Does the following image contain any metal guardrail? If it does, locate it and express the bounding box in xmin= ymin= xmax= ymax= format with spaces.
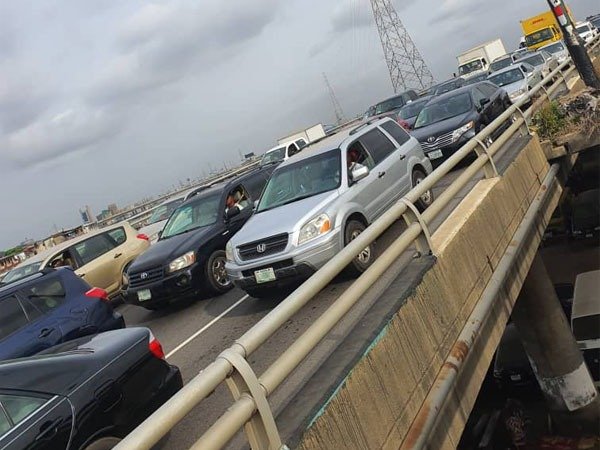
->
xmin=115 ymin=35 xmax=600 ymax=450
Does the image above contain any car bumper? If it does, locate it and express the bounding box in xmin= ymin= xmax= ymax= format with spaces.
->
xmin=227 ymin=228 xmax=342 ymax=290
xmin=423 ymin=138 xmax=469 ymax=167
xmin=124 ymin=264 xmax=204 ymax=307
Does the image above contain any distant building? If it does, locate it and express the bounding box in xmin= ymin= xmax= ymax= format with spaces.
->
xmin=79 ymin=205 xmax=95 ymax=224
xmin=244 ymin=152 xmax=255 ymax=159
xmin=107 ymin=203 xmax=119 ymax=215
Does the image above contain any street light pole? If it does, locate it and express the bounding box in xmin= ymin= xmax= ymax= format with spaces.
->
xmin=545 ymin=0 xmax=600 ymax=88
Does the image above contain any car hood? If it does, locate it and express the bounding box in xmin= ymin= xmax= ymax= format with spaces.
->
xmin=411 ymin=111 xmax=474 ymax=141
xmin=130 ymin=226 xmax=213 ymax=270
xmin=499 ymin=79 xmax=527 ymax=95
xmin=233 ymin=191 xmax=339 ymax=246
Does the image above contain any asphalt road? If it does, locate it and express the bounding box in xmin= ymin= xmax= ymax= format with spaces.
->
xmin=115 ymin=130 xmax=527 ymax=449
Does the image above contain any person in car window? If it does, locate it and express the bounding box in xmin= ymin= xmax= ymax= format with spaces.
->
xmin=226 ymin=191 xmax=246 ymax=214
xmin=347 ymin=148 xmax=366 ymax=172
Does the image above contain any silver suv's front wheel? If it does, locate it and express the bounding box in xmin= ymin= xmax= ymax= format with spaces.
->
xmin=344 ymin=220 xmax=374 ymax=277
xmin=412 ymin=169 xmax=434 ymax=211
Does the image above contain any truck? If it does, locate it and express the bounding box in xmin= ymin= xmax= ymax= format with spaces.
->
xmin=457 ymin=39 xmax=506 ymax=78
xmin=520 ymin=8 xmax=575 ymax=50
xmin=277 ymin=123 xmax=327 ymax=145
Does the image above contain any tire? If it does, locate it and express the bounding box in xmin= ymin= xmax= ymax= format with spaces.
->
xmin=343 ymin=220 xmax=374 ymax=277
xmin=205 ymin=250 xmax=233 ymax=294
xmin=83 ymin=437 xmax=121 ymax=450
xmin=412 ymin=169 xmax=434 ymax=211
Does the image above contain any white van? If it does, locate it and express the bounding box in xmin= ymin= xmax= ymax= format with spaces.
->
xmin=259 ymin=139 xmax=308 ymax=167
xmin=571 ymin=270 xmax=600 ymax=387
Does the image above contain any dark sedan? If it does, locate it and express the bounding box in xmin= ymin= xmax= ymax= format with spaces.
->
xmin=411 ymin=82 xmax=512 ymax=166
xmin=0 ymin=327 xmax=182 ymax=449
xmin=397 ymin=96 xmax=432 ymax=129
xmin=0 ymin=268 xmax=124 ymax=361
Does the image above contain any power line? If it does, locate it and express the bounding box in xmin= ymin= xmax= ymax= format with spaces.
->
xmin=370 ymin=0 xmax=435 ymax=92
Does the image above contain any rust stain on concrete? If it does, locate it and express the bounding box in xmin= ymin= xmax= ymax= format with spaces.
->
xmin=450 ymin=340 xmax=469 ymax=363
xmin=401 ymin=402 xmax=430 ymax=449
xmin=443 ymin=361 xmax=459 ymax=373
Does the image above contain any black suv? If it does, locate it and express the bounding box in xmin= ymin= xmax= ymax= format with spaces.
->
xmin=124 ymin=169 xmax=269 ymax=309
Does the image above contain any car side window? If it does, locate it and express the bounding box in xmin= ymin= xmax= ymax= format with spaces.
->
xmin=295 ymin=139 xmax=307 ymax=149
xmin=288 ymin=143 xmax=300 ymax=157
xmin=0 ymin=296 xmax=29 ymax=340
xmin=72 ymin=235 xmax=115 ymax=265
xmin=19 ymin=277 xmax=66 ymax=318
xmin=358 ymin=128 xmax=396 ymax=164
xmin=106 ymin=228 xmax=127 ymax=246
xmin=0 ymin=394 xmax=47 ymax=428
xmin=380 ymin=121 xmax=410 ymax=146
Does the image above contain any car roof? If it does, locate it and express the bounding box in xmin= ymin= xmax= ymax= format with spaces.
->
xmin=489 ymin=63 xmax=528 ymax=75
xmin=374 ymin=89 xmax=416 ymax=105
xmin=425 ymin=83 xmax=477 ymax=103
xmin=275 ymin=118 xmax=394 ymax=168
xmin=15 ymin=222 xmax=132 ymax=267
xmin=572 ymin=270 xmax=599 ymax=319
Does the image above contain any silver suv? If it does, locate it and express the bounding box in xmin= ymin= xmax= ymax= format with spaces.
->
xmin=225 ymin=118 xmax=434 ymax=297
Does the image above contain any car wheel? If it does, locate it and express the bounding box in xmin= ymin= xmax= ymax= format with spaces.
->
xmin=83 ymin=437 xmax=121 ymax=450
xmin=412 ymin=169 xmax=434 ymax=211
xmin=343 ymin=220 xmax=374 ymax=277
xmin=206 ymin=250 xmax=232 ymax=294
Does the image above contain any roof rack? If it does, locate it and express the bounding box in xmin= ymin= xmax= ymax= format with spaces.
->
xmin=349 ymin=118 xmax=381 ymax=136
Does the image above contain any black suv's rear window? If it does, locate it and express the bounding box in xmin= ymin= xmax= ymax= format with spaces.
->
xmin=19 ymin=277 xmax=66 ymax=318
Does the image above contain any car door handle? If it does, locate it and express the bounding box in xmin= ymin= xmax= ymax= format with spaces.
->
xmin=399 ymin=154 xmax=406 ymax=161
xmin=378 ymin=171 xmax=386 ymax=179
xmin=35 ymin=418 xmax=61 ymax=441
xmin=114 ymin=252 xmax=122 ymax=259
xmin=38 ymin=328 xmax=55 ymax=338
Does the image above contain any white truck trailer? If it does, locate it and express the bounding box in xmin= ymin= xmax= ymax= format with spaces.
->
xmin=277 ymin=124 xmax=327 ymax=145
xmin=457 ymin=39 xmax=507 ymax=78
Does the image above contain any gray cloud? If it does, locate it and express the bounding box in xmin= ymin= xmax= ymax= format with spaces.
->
xmin=331 ymin=2 xmax=373 ymax=33
xmin=89 ymin=0 xmax=280 ymax=106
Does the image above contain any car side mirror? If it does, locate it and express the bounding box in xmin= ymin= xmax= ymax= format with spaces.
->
xmin=225 ymin=206 xmax=241 ymax=221
xmin=479 ymin=98 xmax=490 ymax=107
xmin=350 ymin=165 xmax=370 ymax=183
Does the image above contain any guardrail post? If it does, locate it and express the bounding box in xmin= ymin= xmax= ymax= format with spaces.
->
xmin=472 ymin=138 xmax=499 ymax=179
xmin=513 ymin=106 xmax=532 ymax=136
xmin=399 ymin=198 xmax=433 ymax=256
xmin=218 ymin=349 xmax=284 ymax=450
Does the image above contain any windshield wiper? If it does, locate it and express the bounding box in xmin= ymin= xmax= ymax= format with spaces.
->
xmin=163 ymin=225 xmax=207 ymax=239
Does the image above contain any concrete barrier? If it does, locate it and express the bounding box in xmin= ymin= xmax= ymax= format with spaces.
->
xmin=297 ymin=135 xmax=561 ymax=449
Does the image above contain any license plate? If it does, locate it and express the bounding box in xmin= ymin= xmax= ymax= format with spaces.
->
xmin=254 ymin=268 xmax=276 ymax=284
xmin=428 ymin=149 xmax=443 ymax=159
xmin=510 ymin=374 xmax=522 ymax=381
xmin=137 ymin=289 xmax=152 ymax=302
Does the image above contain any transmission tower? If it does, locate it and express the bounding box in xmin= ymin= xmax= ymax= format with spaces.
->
xmin=370 ymin=0 xmax=435 ymax=92
xmin=322 ymin=73 xmax=345 ymax=125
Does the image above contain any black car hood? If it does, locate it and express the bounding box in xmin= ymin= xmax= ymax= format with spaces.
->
xmin=130 ymin=226 xmax=214 ymax=270
xmin=0 ymin=328 xmax=149 ymax=396
xmin=411 ymin=111 xmax=475 ymax=141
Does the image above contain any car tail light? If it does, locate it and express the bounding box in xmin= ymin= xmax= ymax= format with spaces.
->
xmin=85 ymin=287 xmax=110 ymax=302
xmin=148 ymin=331 xmax=165 ymax=359
xmin=137 ymin=233 xmax=149 ymax=241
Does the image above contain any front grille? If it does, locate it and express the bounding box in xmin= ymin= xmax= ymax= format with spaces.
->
xmin=238 ymin=233 xmax=289 ymax=261
xmin=128 ymin=266 xmax=164 ymax=288
xmin=242 ymin=259 xmax=294 ymax=277
xmin=420 ymin=130 xmax=454 ymax=152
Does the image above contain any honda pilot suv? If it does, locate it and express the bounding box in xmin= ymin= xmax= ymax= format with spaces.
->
xmin=225 ymin=118 xmax=433 ymax=298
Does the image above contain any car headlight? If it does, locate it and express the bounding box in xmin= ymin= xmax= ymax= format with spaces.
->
xmin=225 ymin=241 xmax=234 ymax=262
xmin=509 ymin=87 xmax=526 ymax=99
xmin=451 ymin=121 xmax=474 ymax=142
xmin=298 ymin=214 xmax=332 ymax=245
xmin=166 ymin=251 xmax=196 ymax=273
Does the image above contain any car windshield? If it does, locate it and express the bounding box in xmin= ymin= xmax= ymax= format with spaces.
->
xmin=364 ymin=106 xmax=376 ymax=118
xmin=543 ymin=42 xmax=565 ymax=53
xmin=257 ymin=150 xmax=341 ymax=212
xmin=435 ymin=80 xmax=462 ymax=95
xmin=458 ymin=60 xmax=483 ymax=76
xmin=488 ymin=68 xmax=524 ymax=87
xmin=591 ymin=18 xmax=600 ymax=29
xmin=260 ymin=147 xmax=286 ymax=166
xmin=525 ymin=28 xmax=554 ymax=47
xmin=521 ymin=54 xmax=544 ymax=66
xmin=374 ymin=96 xmax=405 ymax=115
xmin=490 ymin=57 xmax=512 ymax=72
xmin=414 ymin=92 xmax=472 ymax=128
xmin=160 ymin=194 xmax=221 ymax=238
xmin=576 ymin=25 xmax=591 ymax=34
xmin=2 ymin=262 xmax=43 ymax=284
xmin=148 ymin=199 xmax=183 ymax=225
xmin=399 ymin=99 xmax=428 ymax=119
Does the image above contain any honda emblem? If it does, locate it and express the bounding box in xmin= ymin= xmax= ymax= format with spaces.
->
xmin=140 ymin=272 xmax=148 ymax=279
xmin=256 ymin=243 xmax=267 ymax=253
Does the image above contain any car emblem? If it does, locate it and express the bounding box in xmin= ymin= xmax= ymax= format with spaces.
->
xmin=140 ymin=272 xmax=149 ymax=279
xmin=256 ymin=243 xmax=267 ymax=253
xmin=427 ymin=136 xmax=436 ymax=143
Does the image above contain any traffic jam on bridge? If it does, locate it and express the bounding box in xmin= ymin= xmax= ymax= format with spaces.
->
xmin=1 ymin=1 xmax=599 ymax=450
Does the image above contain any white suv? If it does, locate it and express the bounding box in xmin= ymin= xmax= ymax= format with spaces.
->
xmin=225 ymin=118 xmax=433 ymax=298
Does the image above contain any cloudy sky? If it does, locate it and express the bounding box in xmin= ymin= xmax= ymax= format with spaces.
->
xmin=1 ymin=0 xmax=598 ymax=248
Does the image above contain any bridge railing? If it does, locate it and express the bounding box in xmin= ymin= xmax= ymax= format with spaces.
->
xmin=115 ymin=35 xmax=600 ymax=450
